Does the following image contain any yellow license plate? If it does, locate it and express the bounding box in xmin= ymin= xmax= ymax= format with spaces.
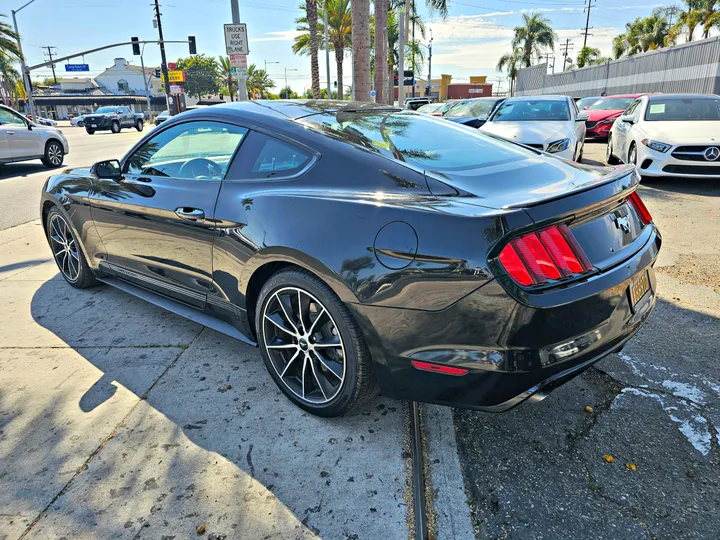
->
xmin=629 ymin=271 xmax=651 ymax=307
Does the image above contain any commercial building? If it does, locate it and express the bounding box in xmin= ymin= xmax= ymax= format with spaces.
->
xmin=394 ymin=74 xmax=493 ymax=102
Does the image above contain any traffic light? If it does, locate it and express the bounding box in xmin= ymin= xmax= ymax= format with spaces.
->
xmin=334 ymin=81 xmax=337 ymax=89
xmin=425 ymin=86 xmax=430 ymax=96
xmin=188 ymin=36 xmax=197 ymax=55
xmin=131 ymin=37 xmax=140 ymax=56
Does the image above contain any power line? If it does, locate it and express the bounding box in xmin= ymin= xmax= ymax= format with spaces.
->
xmin=581 ymin=0 xmax=596 ymax=50
xmin=559 ymin=38 xmax=574 ymax=70
xmin=42 ymin=46 xmax=59 ymax=83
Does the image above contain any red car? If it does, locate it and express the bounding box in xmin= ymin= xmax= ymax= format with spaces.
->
xmin=585 ymin=94 xmax=643 ymax=139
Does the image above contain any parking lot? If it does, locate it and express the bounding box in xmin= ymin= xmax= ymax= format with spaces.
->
xmin=1 ymin=129 xmax=718 ymax=539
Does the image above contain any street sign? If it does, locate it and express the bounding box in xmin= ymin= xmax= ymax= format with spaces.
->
xmin=65 ymin=64 xmax=89 ymax=72
xmin=229 ymin=54 xmax=247 ymax=69
xmin=231 ymin=66 xmax=248 ymax=78
xmin=170 ymin=84 xmax=183 ymax=94
xmin=162 ymin=70 xmax=186 ymax=83
xmin=224 ymin=23 xmax=249 ymax=55
xmin=370 ymin=90 xmax=376 ymax=98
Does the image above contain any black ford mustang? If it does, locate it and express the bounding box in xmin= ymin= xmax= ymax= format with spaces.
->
xmin=40 ymin=100 xmax=661 ymax=417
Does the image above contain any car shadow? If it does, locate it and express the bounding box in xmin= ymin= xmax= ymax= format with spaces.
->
xmin=0 ymin=162 xmax=50 ymax=181
xmin=16 ymin=278 xmax=407 ymax=538
xmin=640 ymin=175 xmax=720 ymax=198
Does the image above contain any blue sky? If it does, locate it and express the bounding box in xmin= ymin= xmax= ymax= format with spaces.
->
xmin=13 ymin=0 xmax=665 ymax=94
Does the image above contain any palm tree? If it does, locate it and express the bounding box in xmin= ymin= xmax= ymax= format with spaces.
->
xmin=496 ymin=47 xmax=524 ymax=96
xmin=217 ymin=56 xmax=235 ymax=101
xmin=373 ymin=0 xmax=388 ymax=103
xmin=294 ymin=0 xmax=352 ymax=100
xmin=245 ymin=64 xmax=275 ymax=97
xmin=0 ymin=14 xmax=21 ymax=59
xmin=511 ymin=13 xmax=557 ymax=67
xmin=576 ymin=46 xmax=602 ymax=68
xmin=673 ymin=3 xmax=705 ymax=41
xmin=0 ymin=52 xmax=21 ymax=109
xmin=352 ymin=0 xmax=371 ymax=101
xmin=306 ymin=0 xmax=321 ymax=98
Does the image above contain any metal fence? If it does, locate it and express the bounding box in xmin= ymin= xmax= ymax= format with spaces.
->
xmin=516 ymin=37 xmax=720 ymax=97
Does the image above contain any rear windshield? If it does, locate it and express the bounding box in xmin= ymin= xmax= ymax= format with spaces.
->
xmin=297 ymin=110 xmax=534 ymax=172
xmin=445 ymin=99 xmax=498 ymax=118
xmin=588 ymin=97 xmax=636 ymax=111
xmin=492 ymin=100 xmax=569 ymax=121
xmin=644 ymin=98 xmax=720 ymax=121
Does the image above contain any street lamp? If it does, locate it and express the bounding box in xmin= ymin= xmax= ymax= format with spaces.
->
xmin=12 ymin=0 xmax=38 ymax=118
xmin=284 ymin=68 xmax=298 ymax=98
xmin=263 ymin=61 xmax=279 ymax=98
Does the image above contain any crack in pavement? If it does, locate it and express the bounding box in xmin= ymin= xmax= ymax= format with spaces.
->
xmin=16 ymin=328 xmax=205 ymax=539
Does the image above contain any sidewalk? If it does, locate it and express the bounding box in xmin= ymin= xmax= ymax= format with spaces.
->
xmin=0 ymin=220 xmax=412 ymax=539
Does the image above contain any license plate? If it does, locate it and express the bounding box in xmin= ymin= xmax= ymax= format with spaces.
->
xmin=629 ymin=271 xmax=651 ymax=308
xmin=91 ymin=124 xmax=97 ymax=128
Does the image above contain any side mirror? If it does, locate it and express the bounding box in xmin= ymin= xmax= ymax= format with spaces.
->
xmin=576 ymin=113 xmax=589 ymax=122
xmin=621 ymin=118 xmax=635 ymax=124
xmin=91 ymin=159 xmax=122 ymax=180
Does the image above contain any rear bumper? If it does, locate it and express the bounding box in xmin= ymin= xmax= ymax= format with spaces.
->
xmin=349 ymin=226 xmax=661 ymax=411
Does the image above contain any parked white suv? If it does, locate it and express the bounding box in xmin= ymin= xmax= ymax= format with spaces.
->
xmin=0 ymin=105 xmax=69 ymax=168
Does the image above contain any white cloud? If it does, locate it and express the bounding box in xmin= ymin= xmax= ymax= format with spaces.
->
xmin=254 ymin=30 xmax=301 ymax=43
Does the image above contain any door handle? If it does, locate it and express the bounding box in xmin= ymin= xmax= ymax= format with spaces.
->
xmin=175 ymin=207 xmax=205 ymax=221
xmin=7 ymin=131 xmax=14 ymax=135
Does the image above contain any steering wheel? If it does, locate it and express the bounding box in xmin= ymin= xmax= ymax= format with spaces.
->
xmin=178 ymin=158 xmax=223 ymax=179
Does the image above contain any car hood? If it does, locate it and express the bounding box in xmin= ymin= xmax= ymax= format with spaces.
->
xmin=426 ymin=146 xmax=630 ymax=209
xmin=586 ymin=109 xmax=623 ymax=121
xmin=480 ymin=121 xmax=571 ymax=144
xmin=640 ymin=121 xmax=720 ymax=143
xmin=446 ymin=116 xmax=478 ymax=124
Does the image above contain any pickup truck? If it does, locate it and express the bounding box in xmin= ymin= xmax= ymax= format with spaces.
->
xmin=83 ymin=106 xmax=144 ymax=134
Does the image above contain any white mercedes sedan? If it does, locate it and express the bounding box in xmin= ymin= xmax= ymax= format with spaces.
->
xmin=607 ymin=93 xmax=720 ymax=178
xmin=479 ymin=95 xmax=587 ymax=161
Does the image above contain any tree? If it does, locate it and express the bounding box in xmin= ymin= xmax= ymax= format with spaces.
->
xmin=218 ymin=56 xmax=235 ymax=101
xmin=373 ymin=0 xmax=388 ymax=104
xmin=175 ymin=54 xmax=220 ymax=98
xmin=576 ymin=46 xmax=608 ymax=68
xmin=496 ymin=47 xmax=524 ymax=96
xmin=0 ymin=52 xmax=21 ymax=108
xmin=279 ymin=85 xmax=299 ymax=98
xmin=352 ymin=0 xmax=371 ymax=101
xmin=511 ymin=13 xmax=557 ymax=67
xmin=614 ymin=11 xmax=671 ymax=58
xmin=245 ymin=64 xmax=275 ymax=97
xmin=294 ymin=0 xmax=352 ymax=100
xmin=306 ymin=0 xmax=321 ymax=98
xmin=0 ymin=14 xmax=21 ymax=60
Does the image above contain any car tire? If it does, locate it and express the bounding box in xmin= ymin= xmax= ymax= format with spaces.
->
xmin=136 ymin=119 xmax=144 ymax=132
xmin=41 ymin=140 xmax=64 ymax=168
xmin=78 ymin=120 xmax=84 ymax=127
xmin=85 ymin=127 xmax=95 ymax=135
xmin=255 ymin=268 xmax=377 ymax=417
xmin=628 ymin=143 xmax=637 ymax=166
xmin=45 ymin=207 xmax=97 ymax=289
xmin=606 ymin=134 xmax=620 ymax=165
xmin=111 ymin=121 xmax=121 ymax=134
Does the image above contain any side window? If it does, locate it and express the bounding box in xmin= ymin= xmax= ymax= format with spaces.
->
xmin=234 ymin=132 xmax=312 ymax=179
xmin=0 ymin=108 xmax=28 ymax=126
xmin=624 ymin=99 xmax=640 ymax=118
xmin=125 ymin=121 xmax=248 ymax=180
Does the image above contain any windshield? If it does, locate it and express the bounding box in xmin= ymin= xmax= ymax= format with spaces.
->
xmin=588 ymin=97 xmax=636 ymax=111
xmin=436 ymin=101 xmax=460 ymax=115
xmin=298 ymin=110 xmax=538 ymax=173
xmin=445 ymin=99 xmax=497 ymax=118
xmin=492 ymin=100 xmax=570 ymax=122
xmin=576 ymin=97 xmax=600 ymax=110
xmin=158 ymin=110 xmax=169 ymax=116
xmin=417 ymin=103 xmax=441 ymax=113
xmin=644 ymin=98 xmax=720 ymax=121
xmin=95 ymin=107 xmax=117 ymax=114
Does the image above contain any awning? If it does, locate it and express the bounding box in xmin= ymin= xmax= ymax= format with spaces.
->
xmin=27 ymin=95 xmax=166 ymax=106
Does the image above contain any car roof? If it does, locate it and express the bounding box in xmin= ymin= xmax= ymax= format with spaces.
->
xmin=207 ymin=99 xmax=400 ymax=121
xmin=602 ymin=94 xmax=644 ymax=98
xmin=502 ymin=95 xmax=569 ymax=102
xmin=647 ymin=93 xmax=720 ymax=101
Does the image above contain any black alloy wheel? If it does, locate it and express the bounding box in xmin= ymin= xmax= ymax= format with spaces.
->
xmin=42 ymin=141 xmax=64 ymax=167
xmin=256 ymin=269 xmax=376 ymax=416
xmin=46 ymin=208 xmax=97 ymax=288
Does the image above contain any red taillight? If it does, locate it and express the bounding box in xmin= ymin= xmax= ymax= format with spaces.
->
xmin=628 ymin=191 xmax=652 ymax=224
xmin=411 ymin=360 xmax=468 ymax=376
xmin=498 ymin=224 xmax=592 ymax=286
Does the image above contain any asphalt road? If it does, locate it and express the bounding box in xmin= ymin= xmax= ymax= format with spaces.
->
xmin=0 ymin=124 xmax=148 ymax=232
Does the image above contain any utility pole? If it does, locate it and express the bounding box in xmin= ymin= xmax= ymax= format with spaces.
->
xmin=42 ymin=46 xmax=59 ymax=83
xmin=11 ymin=0 xmax=37 ymax=118
xmin=426 ymin=35 xmax=432 ymax=100
xmin=411 ymin=11 xmax=416 ymax=97
xmin=542 ymin=52 xmax=555 ymax=74
xmin=560 ymin=39 xmax=574 ymax=71
xmin=231 ymin=0 xmax=249 ymax=101
xmin=581 ymin=0 xmax=596 ymax=50
xmin=324 ymin=1 xmax=331 ymax=97
xmin=153 ymin=0 xmax=174 ymax=114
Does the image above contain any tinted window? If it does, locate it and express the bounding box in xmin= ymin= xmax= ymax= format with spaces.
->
xmin=445 ymin=99 xmax=497 ymax=118
xmin=588 ymin=97 xmax=637 ymax=111
xmin=298 ymin=110 xmax=534 ymax=173
xmin=234 ymin=132 xmax=312 ymax=179
xmin=126 ymin=121 xmax=248 ymax=180
xmin=576 ymin=97 xmax=600 ymax=110
xmin=492 ymin=100 xmax=570 ymax=121
xmin=0 ymin=107 xmax=27 ymax=126
xmin=644 ymin=98 xmax=720 ymax=121
xmin=95 ymin=107 xmax=117 ymax=114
